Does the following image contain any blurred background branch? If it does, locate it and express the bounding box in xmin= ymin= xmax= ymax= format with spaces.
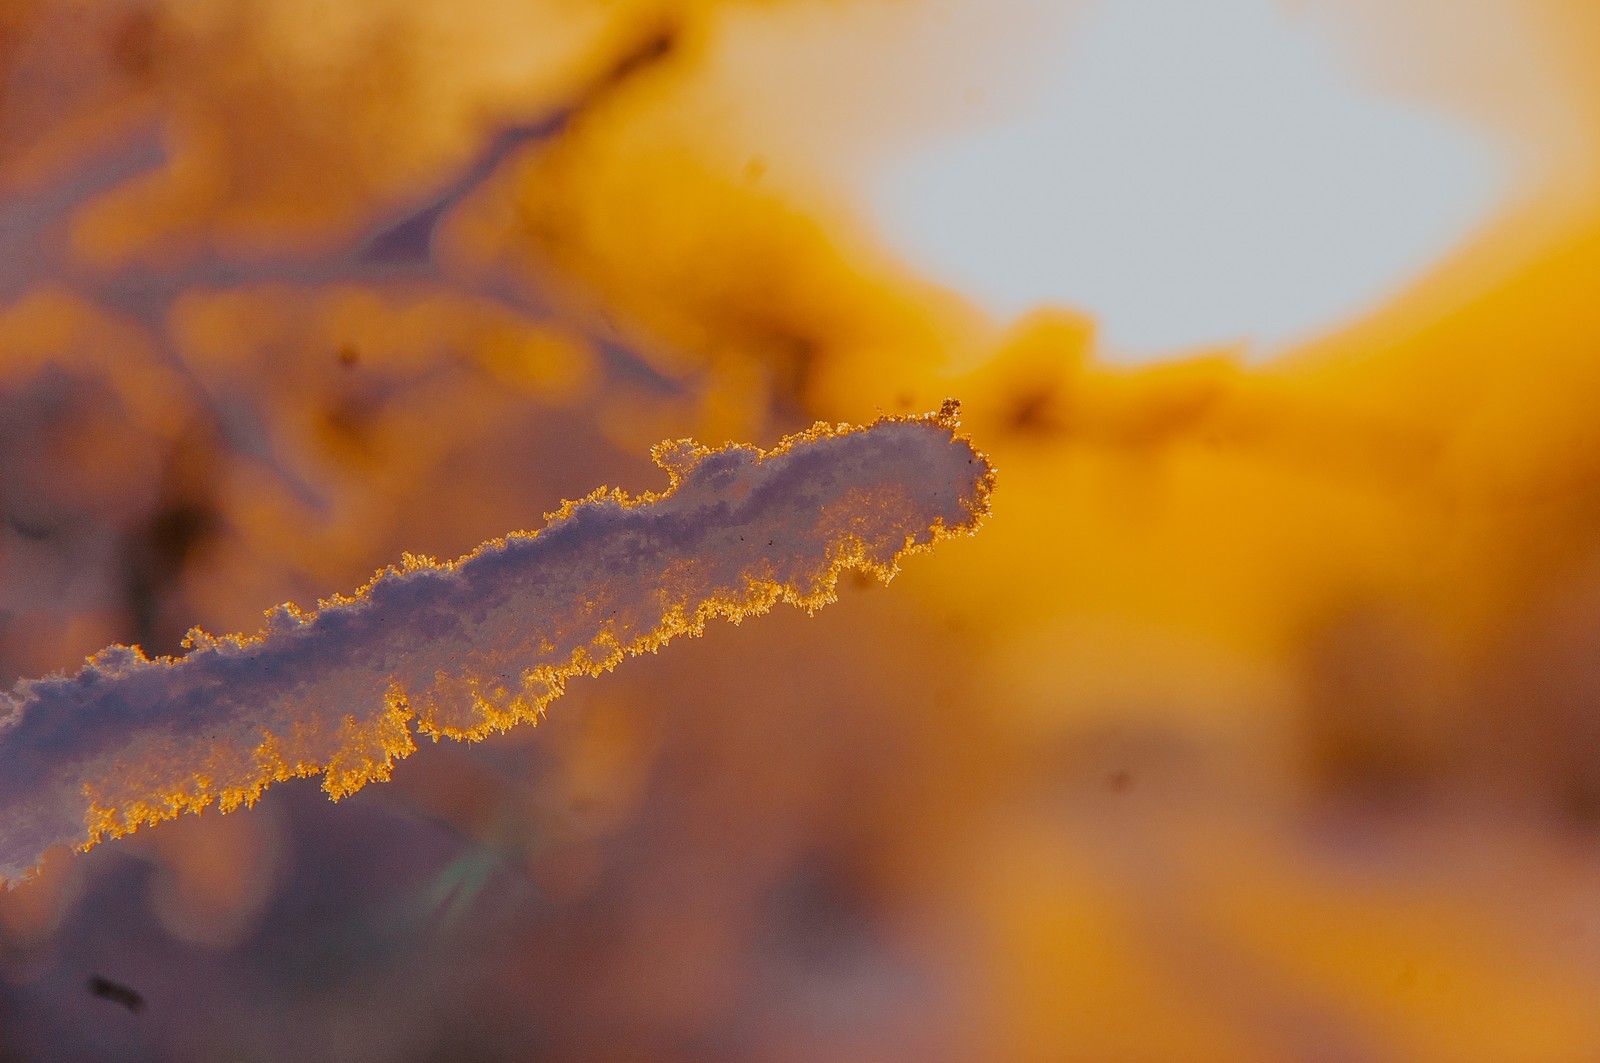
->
xmin=5 ymin=1 xmax=1600 ymax=1061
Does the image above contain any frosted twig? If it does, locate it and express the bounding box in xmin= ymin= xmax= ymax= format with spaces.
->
xmin=0 ymin=403 xmax=993 ymax=883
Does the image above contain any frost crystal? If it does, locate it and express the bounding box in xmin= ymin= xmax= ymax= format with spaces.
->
xmin=0 ymin=405 xmax=993 ymax=883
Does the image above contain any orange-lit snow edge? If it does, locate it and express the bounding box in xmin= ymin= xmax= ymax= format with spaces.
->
xmin=0 ymin=403 xmax=993 ymax=883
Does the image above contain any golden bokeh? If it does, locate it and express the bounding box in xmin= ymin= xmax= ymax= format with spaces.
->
xmin=4 ymin=1 xmax=1600 ymax=1059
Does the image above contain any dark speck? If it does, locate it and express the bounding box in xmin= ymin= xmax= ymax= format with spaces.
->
xmin=109 ymin=9 xmax=159 ymax=82
xmin=1006 ymin=385 xmax=1064 ymax=435
xmin=6 ymin=515 xmax=54 ymax=541
xmin=1107 ymin=769 xmax=1133 ymax=794
xmin=88 ymin=975 xmax=145 ymax=1014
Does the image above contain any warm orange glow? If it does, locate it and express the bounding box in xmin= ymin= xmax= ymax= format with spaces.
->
xmin=5 ymin=1 xmax=1600 ymax=1060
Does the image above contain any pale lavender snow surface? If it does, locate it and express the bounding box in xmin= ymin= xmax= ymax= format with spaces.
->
xmin=0 ymin=413 xmax=992 ymax=882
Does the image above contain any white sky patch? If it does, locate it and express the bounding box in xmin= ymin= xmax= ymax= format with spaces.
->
xmin=869 ymin=0 xmax=1512 ymax=362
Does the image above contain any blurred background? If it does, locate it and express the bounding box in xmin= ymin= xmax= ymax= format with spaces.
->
xmin=5 ymin=0 xmax=1600 ymax=1059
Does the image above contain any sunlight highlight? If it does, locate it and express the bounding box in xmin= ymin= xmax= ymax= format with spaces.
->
xmin=870 ymin=0 xmax=1511 ymax=359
